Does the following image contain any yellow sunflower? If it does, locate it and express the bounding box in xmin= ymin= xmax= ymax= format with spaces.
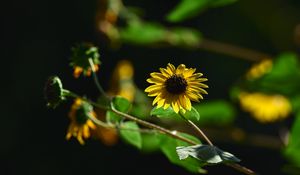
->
xmin=239 ymin=92 xmax=292 ymax=123
xmin=145 ymin=63 xmax=208 ymax=113
xmin=66 ymin=98 xmax=97 ymax=145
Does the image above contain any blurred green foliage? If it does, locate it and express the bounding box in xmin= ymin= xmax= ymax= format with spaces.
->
xmin=285 ymin=113 xmax=300 ymax=168
xmin=120 ymin=121 xmax=142 ymax=149
xmin=166 ymin=0 xmax=238 ymax=22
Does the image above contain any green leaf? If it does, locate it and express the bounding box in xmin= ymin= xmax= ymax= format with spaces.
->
xmin=193 ymin=100 xmax=236 ymax=125
xmin=246 ymin=53 xmax=300 ymax=96
xmin=291 ymin=96 xmax=300 ymax=113
xmin=285 ymin=113 xmax=300 ymax=166
xmin=181 ymin=107 xmax=200 ymax=121
xmin=160 ymin=133 xmax=205 ymax=173
xmin=120 ymin=21 xmax=167 ymax=45
xmin=168 ymin=27 xmax=202 ymax=47
xmin=150 ymin=106 xmax=179 ymax=118
xmin=120 ymin=121 xmax=142 ymax=149
xmin=176 ymin=144 xmax=240 ymax=164
xmin=166 ymin=0 xmax=238 ymax=22
xmin=130 ymin=89 xmax=152 ymax=120
xmin=140 ymin=132 xmax=163 ymax=153
xmin=107 ymin=96 xmax=132 ymax=124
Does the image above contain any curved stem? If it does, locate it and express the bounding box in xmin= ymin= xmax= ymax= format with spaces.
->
xmin=88 ymin=58 xmax=108 ymax=98
xmin=179 ymin=113 xmax=213 ymax=146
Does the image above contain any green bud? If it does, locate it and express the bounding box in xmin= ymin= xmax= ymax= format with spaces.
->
xmin=44 ymin=76 xmax=65 ymax=108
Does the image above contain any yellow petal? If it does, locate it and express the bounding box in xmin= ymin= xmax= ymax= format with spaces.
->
xmin=145 ymin=84 xmax=163 ymax=93
xmin=163 ymin=103 xmax=170 ymax=109
xmin=150 ymin=72 xmax=167 ymax=79
xmin=183 ymin=68 xmax=196 ymax=78
xmin=152 ymin=95 xmax=161 ymax=105
xmin=147 ymin=77 xmax=165 ymax=84
xmin=167 ymin=63 xmax=176 ymax=72
xmin=184 ymin=95 xmax=192 ymax=111
xmin=176 ymin=64 xmax=186 ymax=74
xmin=157 ymin=99 xmax=165 ymax=108
xmin=172 ymin=101 xmax=180 ymax=113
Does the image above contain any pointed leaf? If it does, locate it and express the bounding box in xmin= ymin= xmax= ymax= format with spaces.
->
xmin=120 ymin=121 xmax=142 ymax=149
xmin=150 ymin=106 xmax=179 ymax=118
xmin=167 ymin=0 xmax=238 ymax=22
xmin=182 ymin=107 xmax=200 ymax=121
xmin=107 ymin=96 xmax=132 ymax=123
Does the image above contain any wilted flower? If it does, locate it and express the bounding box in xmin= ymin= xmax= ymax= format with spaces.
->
xmin=70 ymin=43 xmax=101 ymax=78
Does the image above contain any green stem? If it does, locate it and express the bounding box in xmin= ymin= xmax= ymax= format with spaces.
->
xmin=88 ymin=58 xmax=108 ymax=98
xmin=179 ymin=113 xmax=213 ymax=146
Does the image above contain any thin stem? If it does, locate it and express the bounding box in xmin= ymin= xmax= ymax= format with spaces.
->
xmin=198 ymin=38 xmax=272 ymax=62
xmin=63 ymin=89 xmax=110 ymax=110
xmin=179 ymin=113 xmax=213 ymax=146
xmin=87 ymin=114 xmax=157 ymax=133
xmin=88 ymin=58 xmax=108 ymax=97
xmin=111 ymin=108 xmax=197 ymax=145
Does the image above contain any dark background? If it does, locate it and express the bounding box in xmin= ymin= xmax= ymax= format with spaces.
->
xmin=2 ymin=0 xmax=300 ymax=174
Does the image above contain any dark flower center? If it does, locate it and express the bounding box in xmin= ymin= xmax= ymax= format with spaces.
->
xmin=75 ymin=103 xmax=92 ymax=124
xmin=165 ymin=74 xmax=188 ymax=94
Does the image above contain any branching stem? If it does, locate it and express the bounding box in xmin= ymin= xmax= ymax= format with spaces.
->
xmin=64 ymin=90 xmax=256 ymax=175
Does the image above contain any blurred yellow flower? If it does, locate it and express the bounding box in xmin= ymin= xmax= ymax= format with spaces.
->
xmin=145 ymin=63 xmax=208 ymax=113
xmin=66 ymin=98 xmax=97 ymax=145
xmin=246 ymin=59 xmax=272 ymax=80
xmin=94 ymin=109 xmax=118 ymax=146
xmin=239 ymin=92 xmax=292 ymax=123
xmin=109 ymin=60 xmax=136 ymax=102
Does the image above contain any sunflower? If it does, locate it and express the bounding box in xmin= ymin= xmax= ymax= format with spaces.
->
xmin=145 ymin=63 xmax=208 ymax=113
xmin=66 ymin=98 xmax=97 ymax=145
xmin=239 ymin=92 xmax=291 ymax=123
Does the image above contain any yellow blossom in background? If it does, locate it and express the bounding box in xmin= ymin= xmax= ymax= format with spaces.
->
xmin=246 ymin=59 xmax=273 ymax=80
xmin=66 ymin=98 xmax=97 ymax=145
xmin=239 ymin=92 xmax=292 ymax=123
xmin=109 ymin=60 xmax=136 ymax=102
xmin=145 ymin=63 xmax=208 ymax=113
xmin=94 ymin=109 xmax=118 ymax=146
